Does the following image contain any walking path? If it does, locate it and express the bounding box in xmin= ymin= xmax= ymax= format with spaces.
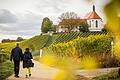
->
xmin=7 ymin=61 xmax=59 ymax=80
xmin=7 ymin=60 xmax=119 ymax=80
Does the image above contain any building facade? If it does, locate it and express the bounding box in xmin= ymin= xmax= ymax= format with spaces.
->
xmin=85 ymin=5 xmax=104 ymax=31
xmin=55 ymin=5 xmax=104 ymax=32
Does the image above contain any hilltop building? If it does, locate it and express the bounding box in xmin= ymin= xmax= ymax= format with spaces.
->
xmin=55 ymin=5 xmax=104 ymax=32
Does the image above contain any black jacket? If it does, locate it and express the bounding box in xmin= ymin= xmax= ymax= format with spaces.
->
xmin=10 ymin=46 xmax=23 ymax=61
xmin=23 ymin=51 xmax=33 ymax=68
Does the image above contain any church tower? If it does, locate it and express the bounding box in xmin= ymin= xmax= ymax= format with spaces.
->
xmin=85 ymin=5 xmax=104 ymax=31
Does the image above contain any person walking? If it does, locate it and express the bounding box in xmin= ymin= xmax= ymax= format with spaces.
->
xmin=10 ymin=43 xmax=23 ymax=78
xmin=23 ymin=48 xmax=33 ymax=78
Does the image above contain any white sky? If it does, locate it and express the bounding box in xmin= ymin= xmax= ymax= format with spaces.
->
xmin=0 ymin=0 xmax=110 ymax=42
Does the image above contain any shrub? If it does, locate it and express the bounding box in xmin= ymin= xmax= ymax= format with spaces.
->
xmin=0 ymin=54 xmax=9 ymax=63
xmin=0 ymin=61 xmax=13 ymax=80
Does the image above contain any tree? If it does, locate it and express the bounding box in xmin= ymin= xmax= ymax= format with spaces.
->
xmin=79 ymin=22 xmax=89 ymax=32
xmin=1 ymin=39 xmax=10 ymax=43
xmin=63 ymin=19 xmax=81 ymax=32
xmin=102 ymin=25 xmax=109 ymax=32
xmin=59 ymin=19 xmax=85 ymax=32
xmin=51 ymin=25 xmax=56 ymax=32
xmin=16 ymin=37 xmax=24 ymax=42
xmin=58 ymin=12 xmax=81 ymax=32
xmin=1 ymin=39 xmax=16 ymax=43
xmin=41 ymin=17 xmax=53 ymax=33
xmin=58 ymin=12 xmax=80 ymax=20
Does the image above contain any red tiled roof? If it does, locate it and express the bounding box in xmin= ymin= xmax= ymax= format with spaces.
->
xmin=84 ymin=11 xmax=101 ymax=19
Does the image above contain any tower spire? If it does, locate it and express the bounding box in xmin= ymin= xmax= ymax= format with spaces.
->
xmin=93 ymin=5 xmax=95 ymax=11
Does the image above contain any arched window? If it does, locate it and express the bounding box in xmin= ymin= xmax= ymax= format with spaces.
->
xmin=96 ymin=20 xmax=98 ymax=27
xmin=89 ymin=21 xmax=91 ymax=27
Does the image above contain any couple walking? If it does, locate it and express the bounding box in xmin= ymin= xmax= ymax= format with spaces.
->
xmin=10 ymin=43 xmax=33 ymax=78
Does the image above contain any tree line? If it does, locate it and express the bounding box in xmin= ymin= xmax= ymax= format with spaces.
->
xmin=1 ymin=37 xmax=25 ymax=43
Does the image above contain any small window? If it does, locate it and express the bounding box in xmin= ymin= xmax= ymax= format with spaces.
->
xmin=89 ymin=21 xmax=91 ymax=27
xmin=96 ymin=20 xmax=98 ymax=27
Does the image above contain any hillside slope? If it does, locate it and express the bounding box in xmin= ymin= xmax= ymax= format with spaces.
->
xmin=0 ymin=35 xmax=50 ymax=53
xmin=0 ymin=32 xmax=107 ymax=54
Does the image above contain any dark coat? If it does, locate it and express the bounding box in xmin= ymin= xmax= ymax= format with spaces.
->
xmin=23 ymin=51 xmax=33 ymax=68
xmin=10 ymin=46 xmax=23 ymax=61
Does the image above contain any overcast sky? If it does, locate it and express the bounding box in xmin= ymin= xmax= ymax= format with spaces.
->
xmin=0 ymin=0 xmax=110 ymax=42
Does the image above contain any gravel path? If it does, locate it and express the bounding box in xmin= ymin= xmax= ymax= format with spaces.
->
xmin=7 ymin=61 xmax=59 ymax=80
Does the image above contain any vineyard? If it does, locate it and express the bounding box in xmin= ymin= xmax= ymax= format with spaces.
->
xmin=42 ymin=34 xmax=119 ymax=68
xmin=43 ymin=34 xmax=112 ymax=57
xmin=0 ymin=32 xmax=109 ymax=54
xmin=53 ymin=32 xmax=108 ymax=44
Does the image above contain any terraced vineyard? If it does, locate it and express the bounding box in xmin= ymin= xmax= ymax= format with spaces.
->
xmin=53 ymin=32 xmax=108 ymax=44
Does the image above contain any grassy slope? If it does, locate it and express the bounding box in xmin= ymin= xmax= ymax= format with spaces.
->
xmin=20 ymin=35 xmax=50 ymax=51
xmin=44 ymin=35 xmax=58 ymax=47
xmin=0 ymin=35 xmax=50 ymax=54
xmin=0 ymin=42 xmax=16 ymax=53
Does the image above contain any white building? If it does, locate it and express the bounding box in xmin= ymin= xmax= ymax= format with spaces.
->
xmin=55 ymin=5 xmax=104 ymax=32
xmin=84 ymin=5 xmax=104 ymax=31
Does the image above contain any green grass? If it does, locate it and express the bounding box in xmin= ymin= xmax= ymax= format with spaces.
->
xmin=0 ymin=60 xmax=14 ymax=80
xmin=20 ymin=35 xmax=50 ymax=51
xmin=44 ymin=35 xmax=58 ymax=47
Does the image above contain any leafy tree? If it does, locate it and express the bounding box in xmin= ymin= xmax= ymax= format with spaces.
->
xmin=58 ymin=12 xmax=81 ymax=32
xmin=16 ymin=37 xmax=24 ymax=42
xmin=41 ymin=17 xmax=53 ymax=33
xmin=102 ymin=28 xmax=107 ymax=32
xmin=1 ymin=39 xmax=10 ymax=43
xmin=79 ymin=22 xmax=89 ymax=32
xmin=1 ymin=39 xmax=16 ymax=43
xmin=59 ymin=19 xmax=86 ymax=32
xmin=51 ymin=25 xmax=56 ymax=32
